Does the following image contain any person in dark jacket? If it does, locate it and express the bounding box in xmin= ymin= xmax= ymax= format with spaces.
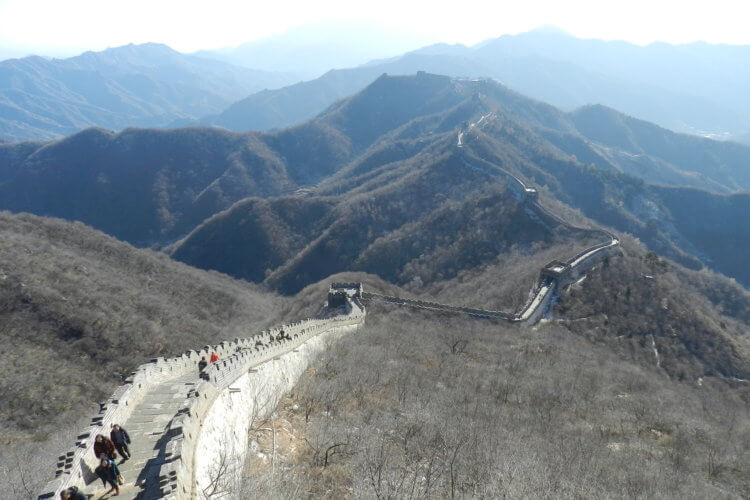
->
xmin=95 ymin=457 xmax=121 ymax=496
xmin=198 ymin=356 xmax=209 ymax=380
xmin=110 ymin=424 xmax=131 ymax=461
xmin=93 ymin=434 xmax=116 ymax=460
xmin=60 ymin=486 xmax=90 ymax=500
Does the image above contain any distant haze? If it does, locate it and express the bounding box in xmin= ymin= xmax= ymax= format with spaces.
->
xmin=194 ymin=22 xmax=433 ymax=79
xmin=1 ymin=0 xmax=750 ymax=59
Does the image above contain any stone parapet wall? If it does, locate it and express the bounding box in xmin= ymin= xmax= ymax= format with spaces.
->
xmin=160 ymin=303 xmax=365 ymax=498
xmin=361 ymin=292 xmax=514 ymax=320
xmin=38 ymin=340 xmax=254 ymax=498
xmin=38 ymin=300 xmax=365 ymax=500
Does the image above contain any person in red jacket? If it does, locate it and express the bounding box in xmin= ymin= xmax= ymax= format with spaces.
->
xmin=93 ymin=434 xmax=116 ymax=460
xmin=209 ymin=352 xmax=219 ymax=363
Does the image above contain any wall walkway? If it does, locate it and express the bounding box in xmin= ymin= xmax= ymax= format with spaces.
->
xmin=38 ymin=297 xmax=364 ymax=500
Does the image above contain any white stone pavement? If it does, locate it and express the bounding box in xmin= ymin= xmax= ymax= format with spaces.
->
xmin=88 ymin=371 xmax=201 ymax=499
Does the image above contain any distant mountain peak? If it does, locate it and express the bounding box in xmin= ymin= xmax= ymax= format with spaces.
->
xmin=80 ymin=42 xmax=178 ymax=58
xmin=528 ymin=25 xmax=572 ymax=37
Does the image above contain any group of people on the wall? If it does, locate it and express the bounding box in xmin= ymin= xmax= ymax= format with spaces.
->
xmin=59 ymin=351 xmax=225 ymax=498
xmin=93 ymin=425 xmax=130 ymax=496
xmin=198 ymin=351 xmax=220 ymax=380
xmin=58 ymin=424 xmax=131 ymax=498
xmin=58 ymin=343 xmax=301 ymax=498
xmin=196 ymin=331 xmax=295 ymax=381
xmin=53 ymin=319 xmax=350 ymax=499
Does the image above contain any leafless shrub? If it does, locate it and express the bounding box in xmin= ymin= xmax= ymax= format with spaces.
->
xmin=242 ymin=309 xmax=749 ymax=498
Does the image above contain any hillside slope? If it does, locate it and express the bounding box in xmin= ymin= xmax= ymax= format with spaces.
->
xmin=2 ymin=73 xmax=749 ymax=289
xmin=0 ymin=211 xmax=285 ymax=437
xmin=172 ymin=75 xmax=750 ymax=291
xmin=0 ymin=74 xmax=468 ymax=247
xmin=256 ymin=300 xmax=748 ymax=497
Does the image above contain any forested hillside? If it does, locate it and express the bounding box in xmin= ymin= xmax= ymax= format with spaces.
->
xmin=239 ymin=243 xmax=750 ymax=498
xmin=3 ymin=12 xmax=750 ymax=500
xmin=0 ymin=212 xmax=285 ymax=437
xmin=253 ymin=311 xmax=749 ymax=497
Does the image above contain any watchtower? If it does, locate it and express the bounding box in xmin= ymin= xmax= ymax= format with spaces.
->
xmin=327 ymin=282 xmax=363 ymax=308
xmin=540 ymin=261 xmax=568 ymax=281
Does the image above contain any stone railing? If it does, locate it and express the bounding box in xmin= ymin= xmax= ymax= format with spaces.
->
xmin=361 ymin=292 xmax=514 ymax=320
xmin=38 ymin=296 xmax=365 ymax=500
xmin=157 ymin=302 xmax=365 ymax=498
xmin=37 ymin=339 xmax=257 ymax=498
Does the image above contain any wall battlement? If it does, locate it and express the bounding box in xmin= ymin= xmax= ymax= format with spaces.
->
xmin=159 ymin=303 xmax=365 ymax=498
xmin=38 ymin=298 xmax=365 ymax=500
xmin=328 ymin=283 xmax=363 ymax=308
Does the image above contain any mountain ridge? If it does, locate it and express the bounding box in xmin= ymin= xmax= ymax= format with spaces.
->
xmin=2 ymin=73 xmax=750 ymax=290
xmin=0 ymin=43 xmax=296 ymax=142
xmin=203 ymin=30 xmax=750 ymax=139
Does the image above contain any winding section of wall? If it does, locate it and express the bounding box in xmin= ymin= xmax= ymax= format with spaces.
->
xmin=38 ymin=295 xmax=364 ymax=500
xmin=39 ymin=115 xmax=619 ymax=498
xmin=362 ymin=116 xmax=620 ymax=323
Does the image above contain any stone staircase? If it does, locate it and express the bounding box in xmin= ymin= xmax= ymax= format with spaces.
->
xmin=88 ymin=372 xmax=199 ymax=499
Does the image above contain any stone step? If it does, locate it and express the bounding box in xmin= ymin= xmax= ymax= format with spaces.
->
xmin=90 ymin=372 xmax=199 ymax=499
xmin=88 ymin=483 xmax=140 ymax=500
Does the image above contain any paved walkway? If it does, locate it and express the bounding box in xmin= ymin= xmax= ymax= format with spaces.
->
xmin=89 ymin=371 xmax=199 ymax=499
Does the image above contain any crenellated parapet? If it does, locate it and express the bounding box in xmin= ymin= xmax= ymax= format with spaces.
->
xmin=38 ymin=296 xmax=365 ymax=500
xmin=37 ymin=343 xmax=247 ymax=498
xmin=157 ymin=303 xmax=365 ymax=498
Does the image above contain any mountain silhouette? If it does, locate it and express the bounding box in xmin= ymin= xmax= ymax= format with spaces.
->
xmin=0 ymin=43 xmax=295 ymax=141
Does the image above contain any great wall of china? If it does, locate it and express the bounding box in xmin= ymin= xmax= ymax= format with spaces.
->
xmin=38 ymin=116 xmax=621 ymax=499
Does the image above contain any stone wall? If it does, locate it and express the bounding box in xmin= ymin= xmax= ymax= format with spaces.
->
xmin=38 ymin=298 xmax=365 ymax=500
xmin=37 ymin=340 xmax=259 ymax=498
xmin=361 ymin=149 xmax=620 ymax=325
xmin=191 ymin=320 xmax=360 ymax=498
xmin=38 ymin=126 xmax=620 ymax=498
xmin=158 ymin=304 xmax=365 ymax=498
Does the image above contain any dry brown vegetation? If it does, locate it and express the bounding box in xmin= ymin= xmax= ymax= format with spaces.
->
xmin=236 ymin=236 xmax=750 ymax=499
xmin=558 ymin=236 xmax=750 ymax=381
xmin=241 ymin=307 xmax=749 ymax=498
xmin=0 ymin=212 xmax=287 ymax=435
xmin=0 ymin=212 xmax=288 ymax=497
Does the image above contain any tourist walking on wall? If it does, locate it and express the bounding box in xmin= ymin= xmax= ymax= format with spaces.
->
xmin=198 ymin=356 xmax=209 ymax=380
xmin=59 ymin=486 xmax=90 ymax=500
xmin=95 ymin=457 xmax=121 ymax=496
xmin=93 ymin=434 xmax=116 ymax=460
xmin=110 ymin=424 xmax=131 ymax=461
xmin=210 ymin=352 xmax=219 ymax=363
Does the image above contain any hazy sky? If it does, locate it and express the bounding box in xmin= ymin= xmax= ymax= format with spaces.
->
xmin=1 ymin=0 xmax=749 ymax=58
